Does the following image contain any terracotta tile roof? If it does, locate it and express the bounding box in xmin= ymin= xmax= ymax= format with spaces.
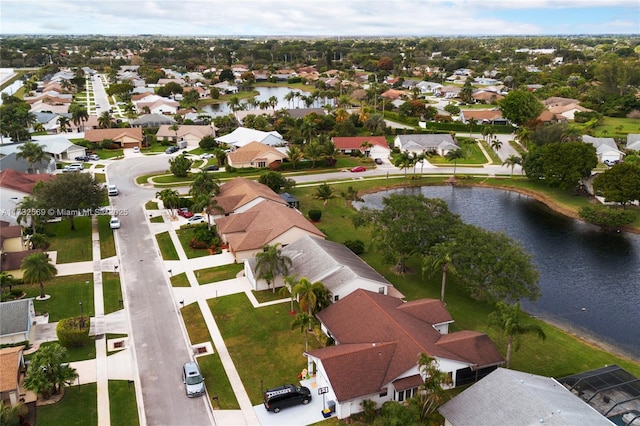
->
xmin=215 ymin=201 xmax=325 ymax=252
xmin=156 ymin=124 xmax=215 ymax=139
xmin=461 ymin=110 xmax=504 ymax=121
xmin=310 ymin=289 xmax=503 ymax=401
xmin=214 ymin=177 xmax=287 ymax=214
xmin=227 ymin=141 xmax=286 ymax=165
xmin=332 ymin=136 xmax=389 ymax=151
xmin=0 ymin=169 xmax=55 ymax=194
xmin=84 ymin=128 xmax=143 ymax=143
xmin=381 ymin=89 xmax=404 ymax=100
xmin=392 ymin=374 xmax=423 ymax=392
xmin=0 ymin=346 xmax=24 ymax=393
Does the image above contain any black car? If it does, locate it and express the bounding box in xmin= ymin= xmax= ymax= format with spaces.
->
xmin=206 ymin=165 xmax=219 ymax=171
xmin=263 ymin=384 xmax=311 ymax=413
xmin=165 ymin=146 xmax=179 ymax=154
xmin=75 ymin=155 xmax=90 ymax=161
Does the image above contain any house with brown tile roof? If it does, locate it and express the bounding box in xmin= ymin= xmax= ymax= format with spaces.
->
xmin=212 ymin=178 xmax=288 ymax=215
xmin=305 ymin=289 xmax=504 ymax=419
xmin=536 ymin=109 xmax=568 ymax=125
xmin=548 ymin=102 xmax=591 ymax=121
xmin=459 ymin=109 xmax=509 ymax=125
xmin=0 ymin=249 xmax=43 ymax=279
xmin=215 ymin=201 xmax=325 ymax=261
xmin=227 ymin=141 xmax=287 ymax=169
xmin=156 ymin=124 xmax=216 ymax=147
xmin=0 ymin=170 xmax=56 ymax=225
xmin=84 ymin=128 xmax=144 ymax=149
xmin=0 ymin=345 xmax=28 ymax=407
xmin=332 ymin=136 xmax=390 ymax=159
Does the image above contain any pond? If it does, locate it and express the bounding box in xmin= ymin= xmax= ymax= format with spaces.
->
xmin=354 ymin=186 xmax=640 ymax=359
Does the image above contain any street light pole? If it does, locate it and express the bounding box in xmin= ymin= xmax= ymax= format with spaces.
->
xmin=79 ymin=301 xmax=84 ymax=327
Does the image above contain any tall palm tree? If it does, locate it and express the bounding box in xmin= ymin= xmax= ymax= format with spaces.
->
xmin=422 ymin=243 xmax=457 ymax=303
xmin=445 ymin=149 xmax=465 ymax=176
xmin=70 ymin=105 xmax=89 ymax=132
xmin=268 ymin=95 xmax=278 ymax=110
xmin=414 ymin=354 xmax=452 ymax=421
xmin=279 ymin=275 xmax=298 ymax=313
xmin=57 ymin=115 xmax=70 ymax=133
xmin=169 ymin=123 xmax=180 ymax=142
xmin=155 ymin=189 xmax=180 ymax=218
xmin=488 ymin=301 xmax=546 ymax=368
xmin=392 ymin=150 xmax=413 ymax=178
xmin=255 ymin=243 xmax=292 ymax=292
xmin=304 ymin=141 xmax=324 ymax=168
xmin=490 ymin=138 xmax=503 ymax=152
xmin=191 ymin=193 xmax=223 ymax=231
xmin=286 ymin=145 xmax=304 ymax=169
xmin=189 ymin=170 xmax=220 ymax=198
xmin=16 ymin=141 xmax=50 ymax=174
xmin=502 ymin=154 xmax=522 ymax=177
xmin=21 ymin=252 xmax=57 ymax=299
xmin=98 ymin=111 xmax=114 ymax=129
xmin=291 ymin=312 xmax=314 ymax=352
xmin=323 ymin=141 xmax=340 ymax=167
xmin=292 ymin=278 xmax=331 ymax=315
xmin=515 ymin=126 xmax=531 ymax=150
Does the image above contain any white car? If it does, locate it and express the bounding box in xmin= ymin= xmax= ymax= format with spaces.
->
xmin=109 ymin=217 xmax=121 ymax=229
xmin=186 ymin=215 xmax=205 ymax=225
xmin=133 ymin=147 xmax=140 ymax=153
xmin=200 ymin=153 xmax=214 ymax=159
xmin=107 ymin=184 xmax=119 ymax=196
xmin=63 ymin=163 xmax=83 ymax=173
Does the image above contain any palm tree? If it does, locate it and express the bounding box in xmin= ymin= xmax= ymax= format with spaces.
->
xmin=323 ymin=141 xmax=340 ymax=167
xmin=57 ymin=115 xmax=70 ymax=133
xmin=268 ymin=95 xmax=278 ymax=110
xmin=21 ymin=252 xmax=57 ymax=299
xmin=359 ymin=140 xmax=374 ymax=157
xmin=414 ymin=354 xmax=452 ymax=421
xmin=169 ymin=123 xmax=180 ymax=142
xmin=189 ymin=170 xmax=220 ymax=198
xmin=515 ymin=126 xmax=531 ymax=150
xmin=16 ymin=141 xmax=49 ymax=174
xmin=488 ymin=301 xmax=546 ymax=368
xmin=502 ymin=154 xmax=522 ymax=177
xmin=422 ymin=243 xmax=457 ymax=303
xmin=490 ymin=138 xmax=503 ymax=152
xmin=313 ymin=183 xmax=336 ymax=206
xmin=292 ymin=278 xmax=331 ymax=315
xmin=445 ymin=149 xmax=465 ymax=176
xmin=304 ymin=141 xmax=324 ymax=168
xmin=255 ymin=243 xmax=292 ymax=292
xmin=16 ymin=195 xmax=42 ymax=233
xmin=0 ymin=400 xmax=28 ymax=426
xmin=291 ymin=312 xmax=314 ymax=352
xmin=155 ymin=189 xmax=180 ymax=218
xmin=23 ymin=343 xmax=78 ymax=400
xmin=98 ymin=111 xmax=114 ymax=129
xmin=0 ymin=271 xmax=17 ymax=295
xmin=70 ymin=105 xmax=89 ymax=132
xmin=286 ymin=145 xmax=304 ymax=169
xmin=392 ymin=150 xmax=413 ymax=178
xmin=279 ymin=275 xmax=298 ymax=313
xmin=284 ymin=91 xmax=295 ymax=108
xmin=340 ymin=186 xmax=364 ymax=206
xmin=191 ymin=193 xmax=223 ymax=231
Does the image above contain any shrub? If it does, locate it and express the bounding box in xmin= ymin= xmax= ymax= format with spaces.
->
xmin=578 ymin=205 xmax=635 ymax=228
xmin=225 ymin=164 xmax=237 ymax=173
xmin=100 ymin=139 xmax=116 ymax=150
xmin=344 ymin=239 xmax=365 ymax=255
xmin=308 ymin=209 xmax=322 ymax=221
xmin=192 ymin=226 xmax=219 ymax=247
xmin=56 ymin=317 xmax=91 ymax=348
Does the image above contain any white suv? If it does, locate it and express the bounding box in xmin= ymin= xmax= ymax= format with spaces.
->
xmin=108 ymin=184 xmax=119 ymax=196
xmin=63 ymin=163 xmax=83 ymax=173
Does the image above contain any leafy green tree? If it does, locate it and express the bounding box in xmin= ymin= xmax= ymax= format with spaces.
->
xmin=16 ymin=141 xmax=50 ymax=173
xmin=156 ymin=189 xmax=180 ymax=218
xmin=422 ymin=242 xmax=457 ymax=303
xmin=499 ymin=90 xmax=544 ymax=126
xmin=199 ymin=135 xmax=218 ymax=151
xmin=593 ymin=163 xmax=640 ymax=208
xmin=353 ymin=194 xmax=461 ymax=274
xmin=373 ymin=401 xmax=420 ymax=426
xmin=0 ymin=271 xmax=18 ymax=295
xmin=451 ymin=224 xmax=540 ymax=302
xmin=21 ymin=252 xmax=57 ymax=299
xmin=539 ymin=142 xmax=598 ymax=190
xmin=255 ymin=243 xmax=292 ymax=292
xmin=578 ymin=205 xmax=636 ymax=229
xmin=460 ymin=80 xmax=474 ymax=104
xmin=16 ymin=195 xmax=44 ymax=233
xmin=488 ymin=301 xmax=546 ymax=368
xmin=313 ymin=183 xmax=336 ymax=206
xmin=258 ymin=171 xmax=296 ymax=194
xmin=0 ymin=94 xmax=36 ymax=142
xmin=33 ymin=173 xmax=104 ymax=230
xmin=23 ymin=343 xmax=78 ymax=399
xmin=169 ymin=153 xmax=193 ymax=177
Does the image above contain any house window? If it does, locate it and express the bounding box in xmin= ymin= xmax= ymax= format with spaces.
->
xmin=257 ymin=161 xmax=266 ymax=168
xmin=379 ymin=389 xmax=388 ymax=397
xmin=378 ymin=287 xmax=385 ymax=294
xmin=334 ymin=295 xmax=339 ymax=302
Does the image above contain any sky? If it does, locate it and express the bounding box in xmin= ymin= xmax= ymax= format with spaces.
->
xmin=1 ymin=0 xmax=639 ymax=37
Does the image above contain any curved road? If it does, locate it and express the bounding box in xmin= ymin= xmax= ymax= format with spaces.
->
xmin=108 ymin=155 xmax=214 ymax=426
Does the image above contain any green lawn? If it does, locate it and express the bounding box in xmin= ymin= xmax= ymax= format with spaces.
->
xmin=97 ymin=214 xmax=116 ymax=258
xmin=182 ymin=302 xmax=212 ymax=344
xmin=93 ymin=173 xmax=106 ymax=184
xmin=155 ymin=231 xmax=179 ymax=260
xmin=195 ymin=263 xmax=243 ymax=285
xmin=197 ymin=353 xmax=240 ymax=410
xmin=25 ymin=274 xmax=95 ymax=322
xmin=37 ymin=383 xmax=97 ymax=426
xmin=109 ymin=380 xmax=140 ymax=426
xmin=427 ymin=140 xmax=489 ymax=165
xmin=209 ymin=293 xmax=319 ymax=405
xmin=103 ymin=272 xmax=123 ymax=314
xmin=170 ymin=272 xmax=191 ymax=287
xmin=149 ymin=215 xmax=164 ymax=223
xmin=45 ymin=217 xmax=93 ymax=263
xmin=145 ymin=201 xmax=159 ymax=209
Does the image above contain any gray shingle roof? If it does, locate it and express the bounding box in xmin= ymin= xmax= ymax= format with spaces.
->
xmin=0 ymin=299 xmax=33 ymax=336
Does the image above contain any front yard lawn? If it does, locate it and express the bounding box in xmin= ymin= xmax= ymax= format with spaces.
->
xmin=103 ymin=272 xmax=123 ymax=314
xmin=195 ymin=263 xmax=243 ymax=285
xmin=176 ymin=228 xmax=215 ymax=259
xmin=45 ymin=217 xmax=93 ymax=263
xmin=37 ymin=383 xmax=97 ymax=426
xmin=98 ymin=214 xmax=116 ymax=258
xmin=155 ymin=231 xmax=179 ymax=260
xmin=109 ymin=380 xmax=140 ymax=426
xmin=25 ymin=273 xmax=95 ymax=321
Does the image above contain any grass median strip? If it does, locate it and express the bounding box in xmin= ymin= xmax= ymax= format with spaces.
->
xmin=195 ymin=263 xmax=243 ymax=285
xmin=109 ymin=380 xmax=140 ymax=426
xmin=155 ymin=231 xmax=179 ymax=260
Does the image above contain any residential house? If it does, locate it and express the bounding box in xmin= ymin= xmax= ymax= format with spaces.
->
xmin=582 ymin=135 xmax=625 ymax=163
xmin=381 ymin=89 xmax=404 ymax=101
xmin=471 ymin=90 xmax=504 ymax=104
xmin=439 ymin=86 xmax=462 ymax=99
xmin=331 ymin=136 xmax=390 ymax=159
xmin=627 ymin=134 xmax=640 ymax=151
xmin=0 ymin=300 xmax=36 ymax=345
xmin=305 ymin=289 xmax=504 ymax=419
xmin=439 ymin=368 xmax=614 ymax=426
xmin=84 ymin=128 xmax=144 ymax=149
xmin=28 ymin=100 xmax=69 ymax=115
xmin=156 ymin=124 xmax=216 ymax=147
xmin=30 ymin=135 xmax=87 ymax=161
xmin=0 ymin=170 xmax=55 ymax=225
xmin=226 ymin=141 xmax=287 ymax=169
xmin=245 ymin=235 xmax=404 ymax=299
xmin=216 ymin=127 xmax=286 ymax=148
xmin=1 ymin=224 xmax=27 ymax=254
xmin=548 ymin=103 xmax=591 ymax=121
xmin=212 ymin=177 xmax=288 ymax=215
xmin=536 ymin=109 xmax=567 ymax=125
xmin=459 ymin=109 xmax=509 ymax=125
xmin=0 ymin=345 xmax=29 ymax=407
xmin=416 ymin=81 xmax=443 ymax=95
xmin=215 ymin=201 xmax=325 ymax=261
xmin=0 ymin=138 xmax=79 ymax=174
xmin=129 ymin=113 xmax=176 ymax=128
xmin=394 ymin=134 xmax=459 ymax=157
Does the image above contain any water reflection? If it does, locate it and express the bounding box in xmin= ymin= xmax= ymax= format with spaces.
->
xmin=354 ymin=186 xmax=640 ymax=359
